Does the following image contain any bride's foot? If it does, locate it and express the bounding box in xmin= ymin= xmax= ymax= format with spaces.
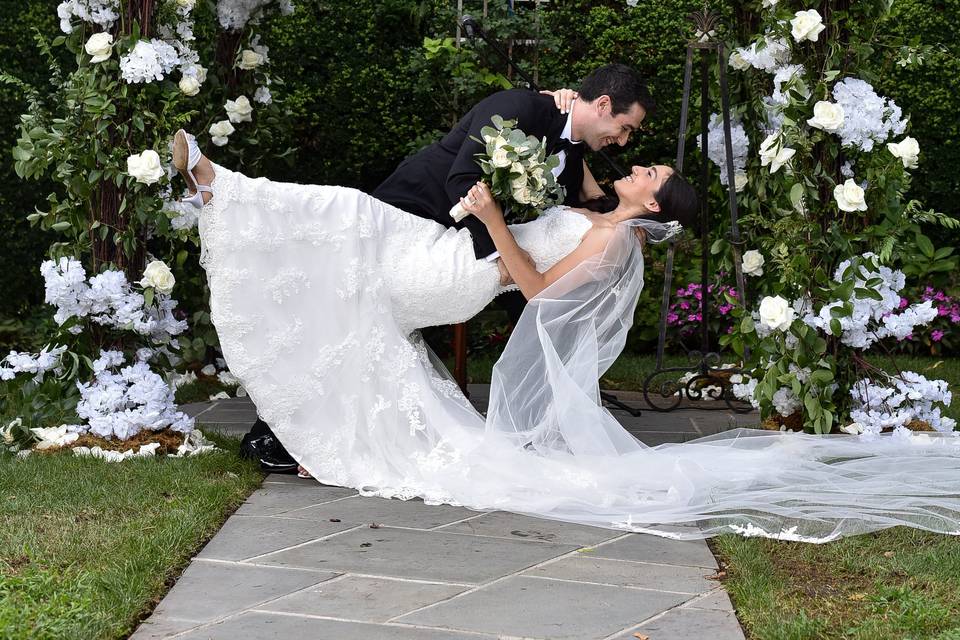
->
xmin=297 ymin=465 xmax=313 ymax=479
xmin=172 ymin=129 xmax=215 ymax=208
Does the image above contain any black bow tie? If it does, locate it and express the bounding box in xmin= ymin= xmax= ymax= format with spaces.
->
xmin=553 ymin=138 xmax=576 ymax=154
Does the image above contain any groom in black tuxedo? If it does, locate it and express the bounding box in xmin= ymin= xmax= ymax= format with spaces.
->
xmin=373 ymin=63 xmax=655 ymax=267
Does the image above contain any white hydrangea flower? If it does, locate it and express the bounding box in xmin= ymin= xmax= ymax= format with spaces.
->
xmin=119 ymin=39 xmax=181 ymax=84
xmin=698 ymin=113 xmax=749 ymax=187
xmin=254 ymin=86 xmax=273 ymax=104
xmin=832 ymin=78 xmax=908 ymax=151
xmin=732 ymin=36 xmax=791 ymax=72
xmin=772 ymin=387 xmax=801 ymax=417
xmin=57 ymin=0 xmax=120 ymax=34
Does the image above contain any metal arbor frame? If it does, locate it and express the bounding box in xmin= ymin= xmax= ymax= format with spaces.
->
xmin=642 ymin=8 xmax=753 ymax=413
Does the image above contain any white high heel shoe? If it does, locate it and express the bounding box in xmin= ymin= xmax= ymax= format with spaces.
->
xmin=172 ymin=129 xmax=213 ymax=209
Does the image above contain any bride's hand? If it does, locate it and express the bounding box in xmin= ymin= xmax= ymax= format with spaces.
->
xmin=540 ymin=88 xmax=578 ymax=114
xmin=460 ymin=181 xmax=503 ymax=226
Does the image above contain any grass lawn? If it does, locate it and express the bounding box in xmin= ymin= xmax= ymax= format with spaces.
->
xmin=0 ymin=432 xmax=262 ymax=639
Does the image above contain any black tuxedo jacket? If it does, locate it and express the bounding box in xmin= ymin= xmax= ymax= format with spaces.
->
xmin=373 ymin=89 xmax=585 ymax=259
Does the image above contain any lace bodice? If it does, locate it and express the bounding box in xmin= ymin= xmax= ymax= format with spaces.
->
xmin=382 ymin=205 xmax=594 ymax=333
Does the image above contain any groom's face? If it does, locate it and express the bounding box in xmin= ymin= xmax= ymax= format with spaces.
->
xmin=583 ymin=97 xmax=647 ymax=151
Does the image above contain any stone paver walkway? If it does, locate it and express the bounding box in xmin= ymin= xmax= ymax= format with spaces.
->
xmin=133 ymin=385 xmax=752 ymax=639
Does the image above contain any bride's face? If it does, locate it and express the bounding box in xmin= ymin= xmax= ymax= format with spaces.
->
xmin=613 ymin=165 xmax=673 ymax=214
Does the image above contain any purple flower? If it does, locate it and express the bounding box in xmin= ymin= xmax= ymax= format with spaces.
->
xmin=932 ymin=330 xmax=944 ymax=342
xmin=899 ymin=297 xmax=909 ymax=309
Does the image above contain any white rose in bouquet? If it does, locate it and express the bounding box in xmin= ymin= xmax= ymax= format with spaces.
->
xmin=85 ymin=32 xmax=113 ymax=63
xmin=238 ymin=49 xmax=264 ymax=70
xmin=511 ymin=177 xmax=533 ymax=205
xmin=209 ymin=120 xmax=235 ymax=146
xmin=179 ymin=75 xmax=201 ymax=96
xmin=791 ymin=9 xmax=825 ymax=43
xmin=490 ymin=147 xmax=512 ymax=168
xmin=759 ymin=132 xmax=796 ymax=174
xmin=834 ymin=178 xmax=868 ymax=212
xmin=759 ymin=295 xmax=796 ymax=332
xmin=806 ymin=101 xmax=845 ymax=132
xmin=225 ymin=95 xmax=253 ymax=123
xmin=887 ymin=136 xmax=919 ymax=169
xmin=139 ymin=260 xmax=176 ymax=295
xmin=126 ymin=150 xmax=164 ymax=185
xmin=742 ymin=250 xmax=765 ymax=276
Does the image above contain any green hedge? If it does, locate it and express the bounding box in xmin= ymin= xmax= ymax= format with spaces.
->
xmin=1 ymin=0 xmax=956 ymax=321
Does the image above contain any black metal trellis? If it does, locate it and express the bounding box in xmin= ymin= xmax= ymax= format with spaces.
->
xmin=641 ymin=7 xmax=753 ymax=413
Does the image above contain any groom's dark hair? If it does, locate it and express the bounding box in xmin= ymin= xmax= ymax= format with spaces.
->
xmin=579 ymin=64 xmax=656 ymax=118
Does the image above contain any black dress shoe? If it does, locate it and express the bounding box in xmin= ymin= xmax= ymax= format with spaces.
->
xmin=240 ymin=429 xmax=298 ymax=473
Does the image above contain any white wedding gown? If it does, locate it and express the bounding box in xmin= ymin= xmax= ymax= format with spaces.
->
xmin=198 ymin=164 xmax=960 ymax=543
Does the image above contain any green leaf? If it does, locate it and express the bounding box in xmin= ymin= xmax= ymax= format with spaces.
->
xmin=915 ymin=233 xmax=934 ymax=258
xmin=143 ymin=287 xmax=154 ymax=307
xmin=51 ymin=221 xmax=72 ymax=231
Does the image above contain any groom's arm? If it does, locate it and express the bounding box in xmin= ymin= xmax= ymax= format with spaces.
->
xmin=445 ymin=91 xmax=539 ymax=259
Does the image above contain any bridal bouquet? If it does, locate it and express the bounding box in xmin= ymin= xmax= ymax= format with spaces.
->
xmin=450 ymin=116 xmax=565 ymax=222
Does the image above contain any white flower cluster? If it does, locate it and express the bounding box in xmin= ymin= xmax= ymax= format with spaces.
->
xmin=0 ymin=345 xmax=68 ymax=382
xmin=698 ymin=113 xmax=749 ymax=190
xmin=119 ymin=39 xmax=180 ymax=83
xmin=74 ymin=350 xmax=195 ymax=440
xmin=730 ymin=374 xmax=759 ymax=409
xmin=729 ymin=36 xmax=791 ymax=73
xmin=772 ymin=387 xmax=801 ymax=417
xmin=849 ymin=372 xmax=956 ymax=436
xmin=57 ymin=0 xmax=119 ymax=34
xmin=832 ymin=78 xmax=908 ymax=152
xmin=216 ymin=0 xmax=294 ymax=31
xmin=802 ymin=254 xmax=937 ymax=349
xmin=40 ymin=257 xmax=187 ymax=344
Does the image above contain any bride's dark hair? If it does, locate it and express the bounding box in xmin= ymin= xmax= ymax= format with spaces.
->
xmin=576 ymin=172 xmax=699 ymax=231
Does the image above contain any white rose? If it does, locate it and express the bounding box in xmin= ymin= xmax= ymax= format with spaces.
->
xmin=225 ymin=95 xmax=253 ymax=123
xmin=178 ymin=75 xmax=200 ymax=96
xmin=729 ymin=50 xmax=750 ymax=71
xmin=126 ymin=150 xmax=165 ymax=185
xmin=511 ymin=177 xmax=532 ymax=204
xmin=238 ymin=49 xmax=264 ymax=70
xmin=887 ymin=136 xmax=919 ymax=169
xmin=840 ymin=422 xmax=865 ymax=435
xmin=490 ymin=147 xmax=512 ymax=168
xmin=833 ymin=178 xmax=867 ymax=212
xmin=806 ymin=101 xmax=844 ymax=132
xmin=791 ymin=9 xmax=825 ymax=43
xmin=734 ymin=171 xmax=748 ymax=192
xmin=742 ymin=250 xmax=765 ymax=277
xmin=194 ymin=64 xmax=208 ymax=84
xmin=139 ymin=260 xmax=175 ymax=295
xmin=209 ymin=120 xmax=235 ymax=146
xmin=758 ymin=132 xmax=796 ymax=174
xmin=84 ymin=32 xmax=113 ymax=63
xmin=758 ymin=295 xmax=796 ymax=332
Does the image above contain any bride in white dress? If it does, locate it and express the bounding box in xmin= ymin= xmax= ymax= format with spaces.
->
xmin=175 ymin=130 xmax=960 ymax=543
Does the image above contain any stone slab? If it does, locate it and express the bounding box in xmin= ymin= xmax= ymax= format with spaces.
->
xmin=396 ymin=575 xmax=690 ymax=639
xmin=176 ymin=611 xmax=487 ymax=639
xmin=197 ymin=515 xmax=356 ymax=561
xmin=259 ymin=575 xmax=468 ymax=622
xmin=150 ymin=561 xmax=337 ymax=622
xmin=234 ymin=482 xmax=357 ymax=517
xmin=256 ymin=526 xmax=576 ymax=584
xmin=287 ymin=495 xmax=478 ymax=529
xmin=128 ymin=616 xmax=202 ymax=640
xmin=526 ymin=554 xmax=715 ymax=594
xmin=590 ymin=534 xmax=719 ymax=569
xmin=616 ymin=607 xmax=746 ymax=640
xmin=689 ymin=588 xmax=736 ymax=611
xmin=438 ymin=511 xmax=622 ymax=547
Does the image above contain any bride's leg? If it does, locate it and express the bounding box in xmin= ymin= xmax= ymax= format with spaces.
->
xmin=172 ymin=130 xmax=216 ymax=206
